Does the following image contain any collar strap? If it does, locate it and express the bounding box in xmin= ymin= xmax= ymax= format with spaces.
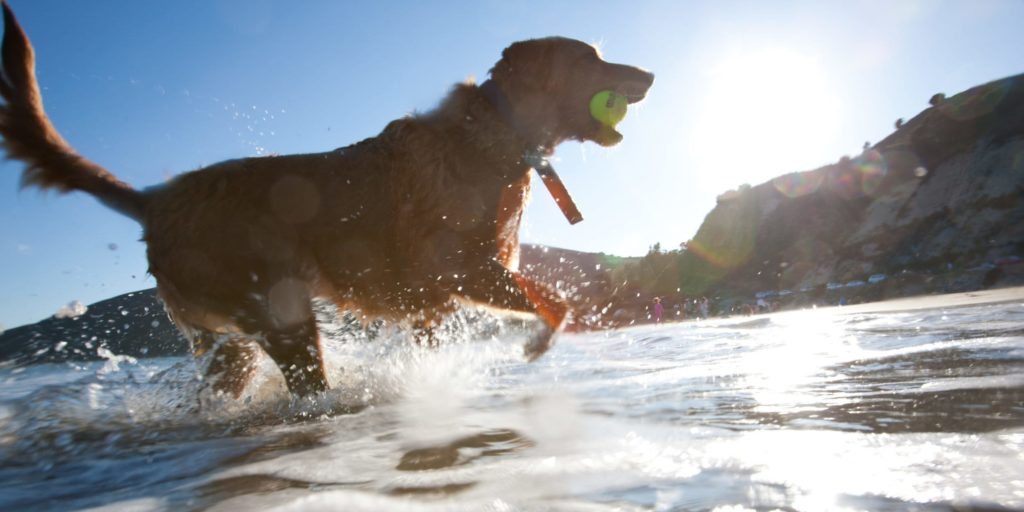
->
xmin=479 ymin=79 xmax=537 ymax=147
xmin=479 ymin=79 xmax=513 ymax=125
xmin=524 ymin=152 xmax=584 ymax=225
xmin=480 ymin=80 xmax=583 ymax=225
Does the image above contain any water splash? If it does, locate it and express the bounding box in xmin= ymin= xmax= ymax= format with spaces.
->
xmin=2 ymin=298 xmax=1023 ymax=510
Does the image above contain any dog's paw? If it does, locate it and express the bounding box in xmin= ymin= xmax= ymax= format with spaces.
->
xmin=523 ymin=323 xmax=557 ymax=362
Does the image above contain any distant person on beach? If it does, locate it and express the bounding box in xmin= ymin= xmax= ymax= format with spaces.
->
xmin=699 ymin=297 xmax=709 ymax=319
xmin=653 ymin=297 xmax=664 ymax=323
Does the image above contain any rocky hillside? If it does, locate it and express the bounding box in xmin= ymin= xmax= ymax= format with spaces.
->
xmin=0 ymin=289 xmax=187 ymax=364
xmin=679 ymin=73 xmax=1024 ymax=305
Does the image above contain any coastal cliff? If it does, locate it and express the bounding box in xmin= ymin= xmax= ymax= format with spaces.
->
xmin=679 ymin=73 xmax=1024 ymax=304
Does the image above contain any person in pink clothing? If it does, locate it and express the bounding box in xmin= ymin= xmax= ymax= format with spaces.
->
xmin=653 ymin=297 xmax=664 ymax=323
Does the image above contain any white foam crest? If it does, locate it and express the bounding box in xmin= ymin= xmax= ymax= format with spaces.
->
xmin=919 ymin=373 xmax=1024 ymax=392
xmin=228 ymin=491 xmax=521 ymax=512
xmin=96 ymin=347 xmax=138 ymax=375
xmin=80 ymin=498 xmax=169 ymax=512
xmin=390 ymin=340 xmax=521 ymax=447
xmin=253 ymin=490 xmax=638 ymax=512
xmin=53 ymin=300 xmax=87 ymax=319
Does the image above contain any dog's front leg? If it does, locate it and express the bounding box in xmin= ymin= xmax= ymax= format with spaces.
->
xmin=510 ymin=273 xmax=569 ymax=359
xmin=259 ymin=315 xmax=329 ymax=398
xmin=455 ymin=260 xmax=568 ymax=360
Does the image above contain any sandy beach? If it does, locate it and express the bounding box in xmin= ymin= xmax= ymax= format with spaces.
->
xmin=817 ymin=285 xmax=1024 ymax=315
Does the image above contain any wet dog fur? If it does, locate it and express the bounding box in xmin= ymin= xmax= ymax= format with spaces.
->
xmin=0 ymin=2 xmax=653 ymax=398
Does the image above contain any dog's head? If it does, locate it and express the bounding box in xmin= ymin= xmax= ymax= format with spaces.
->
xmin=489 ymin=37 xmax=654 ymax=148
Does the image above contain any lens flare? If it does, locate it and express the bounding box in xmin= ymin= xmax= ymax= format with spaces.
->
xmin=856 ymin=149 xmax=888 ymax=196
xmin=686 ymin=237 xmax=752 ymax=270
xmin=829 ymin=151 xmax=889 ymax=199
xmin=772 ymin=170 xmax=825 ymax=198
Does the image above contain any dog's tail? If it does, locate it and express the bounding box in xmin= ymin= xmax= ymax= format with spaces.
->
xmin=0 ymin=2 xmax=144 ymax=222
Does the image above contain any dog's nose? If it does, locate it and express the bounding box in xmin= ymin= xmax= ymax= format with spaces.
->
xmin=633 ymin=70 xmax=655 ymax=93
xmin=620 ymin=69 xmax=654 ymax=103
xmin=639 ymin=70 xmax=655 ymax=86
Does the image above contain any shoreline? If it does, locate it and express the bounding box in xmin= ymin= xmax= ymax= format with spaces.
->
xmin=800 ymin=285 xmax=1024 ymax=316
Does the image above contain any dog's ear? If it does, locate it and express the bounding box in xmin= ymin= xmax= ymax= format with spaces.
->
xmin=489 ymin=39 xmax=556 ymax=94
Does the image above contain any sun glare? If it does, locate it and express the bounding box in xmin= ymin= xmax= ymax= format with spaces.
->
xmin=692 ymin=47 xmax=842 ymax=192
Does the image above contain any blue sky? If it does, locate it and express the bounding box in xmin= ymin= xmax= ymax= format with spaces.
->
xmin=1 ymin=0 xmax=1022 ymax=329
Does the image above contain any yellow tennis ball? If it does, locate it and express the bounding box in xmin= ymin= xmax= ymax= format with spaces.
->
xmin=589 ymin=90 xmax=628 ymax=127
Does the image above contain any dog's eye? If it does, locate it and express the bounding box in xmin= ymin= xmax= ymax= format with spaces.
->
xmin=570 ymin=51 xmax=598 ymax=68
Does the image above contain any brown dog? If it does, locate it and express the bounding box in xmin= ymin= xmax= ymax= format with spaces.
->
xmin=0 ymin=3 xmax=653 ymax=398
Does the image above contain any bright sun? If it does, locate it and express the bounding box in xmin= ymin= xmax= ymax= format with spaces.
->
xmin=692 ymin=47 xmax=842 ymax=192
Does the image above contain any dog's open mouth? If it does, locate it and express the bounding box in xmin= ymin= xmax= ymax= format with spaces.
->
xmin=592 ymin=74 xmax=654 ymax=147
xmin=617 ymin=80 xmax=652 ymax=104
xmin=592 ymin=124 xmax=622 ymax=147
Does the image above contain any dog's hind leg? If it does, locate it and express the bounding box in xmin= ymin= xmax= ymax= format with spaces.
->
xmin=410 ymin=303 xmax=454 ymax=348
xmin=412 ymin=319 xmax=438 ymax=348
xmin=234 ymin=280 xmax=329 ymax=398
xmin=203 ymin=337 xmax=262 ymax=399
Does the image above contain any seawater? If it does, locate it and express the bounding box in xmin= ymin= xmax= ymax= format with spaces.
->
xmin=1 ymin=298 xmax=1023 ymax=511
